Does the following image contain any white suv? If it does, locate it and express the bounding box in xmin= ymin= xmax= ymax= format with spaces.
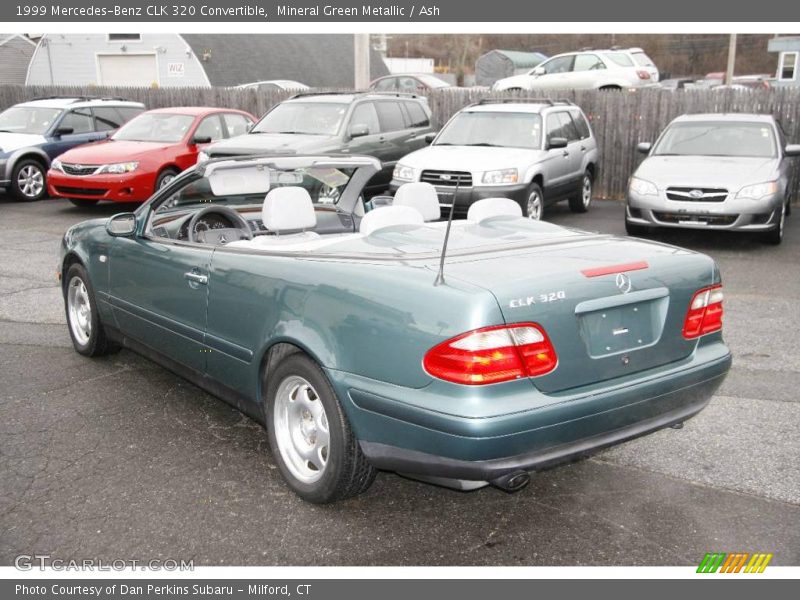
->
xmin=493 ymin=48 xmax=659 ymax=92
xmin=390 ymin=99 xmax=599 ymax=220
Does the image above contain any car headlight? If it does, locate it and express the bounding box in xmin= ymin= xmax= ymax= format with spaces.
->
xmin=629 ymin=176 xmax=658 ymax=196
xmin=98 ymin=161 xmax=138 ymax=175
xmin=393 ymin=163 xmax=416 ymax=182
xmin=482 ymin=168 xmax=518 ymax=185
xmin=736 ymin=181 xmax=778 ymax=200
xmin=51 ymin=158 xmax=63 ymax=172
xmin=197 ymin=151 xmax=210 ymax=164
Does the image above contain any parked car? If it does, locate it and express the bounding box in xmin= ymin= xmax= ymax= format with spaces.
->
xmin=492 ymin=48 xmax=659 ymax=92
xmin=59 ymin=154 xmax=731 ymax=503
xmin=236 ymin=80 xmax=310 ymax=92
xmin=390 ymin=99 xmax=599 ymax=219
xmin=47 ymin=107 xmax=256 ymax=207
xmin=200 ymin=92 xmax=434 ymax=195
xmin=369 ymin=73 xmax=451 ymax=94
xmin=659 ymin=78 xmax=697 ymax=90
xmin=626 ymin=113 xmax=800 ymax=244
xmin=0 ymin=97 xmax=144 ymax=201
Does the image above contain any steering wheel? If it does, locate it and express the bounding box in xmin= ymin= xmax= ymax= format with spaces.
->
xmin=187 ymin=205 xmax=254 ymax=245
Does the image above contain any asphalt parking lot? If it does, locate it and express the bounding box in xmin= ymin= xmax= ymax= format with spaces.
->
xmin=1 ymin=194 xmax=798 ymax=566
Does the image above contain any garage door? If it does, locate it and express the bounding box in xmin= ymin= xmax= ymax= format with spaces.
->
xmin=97 ymin=54 xmax=158 ymax=86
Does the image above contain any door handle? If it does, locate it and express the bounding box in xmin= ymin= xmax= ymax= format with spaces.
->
xmin=562 ymin=150 xmax=570 ymax=158
xmin=580 ymin=146 xmax=587 ymax=152
xmin=184 ymin=272 xmax=208 ymax=285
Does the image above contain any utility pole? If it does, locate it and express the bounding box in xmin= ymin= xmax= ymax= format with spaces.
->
xmin=354 ymin=34 xmax=370 ymax=90
xmin=725 ymin=33 xmax=737 ymax=85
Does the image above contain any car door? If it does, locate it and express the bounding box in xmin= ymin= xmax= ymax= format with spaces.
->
xmin=343 ymin=101 xmax=393 ymax=188
xmin=532 ymin=55 xmax=574 ymax=90
xmin=372 ymin=100 xmax=420 ymax=186
xmin=543 ymin=111 xmax=575 ymax=198
xmin=570 ymin=53 xmax=607 ymax=89
xmin=108 ymin=180 xmax=215 ymax=373
xmin=554 ymin=111 xmax=585 ymax=183
xmin=47 ymin=107 xmax=108 ymax=155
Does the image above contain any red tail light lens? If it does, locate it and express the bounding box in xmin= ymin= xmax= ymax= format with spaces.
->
xmin=423 ymin=323 xmax=558 ymax=385
xmin=683 ymin=285 xmax=724 ymax=339
xmin=636 ymin=70 xmax=652 ymax=80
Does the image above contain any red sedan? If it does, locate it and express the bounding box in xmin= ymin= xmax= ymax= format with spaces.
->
xmin=47 ymin=107 xmax=256 ymax=206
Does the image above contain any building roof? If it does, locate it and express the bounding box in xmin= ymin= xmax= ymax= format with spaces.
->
xmin=181 ymin=34 xmax=389 ymax=87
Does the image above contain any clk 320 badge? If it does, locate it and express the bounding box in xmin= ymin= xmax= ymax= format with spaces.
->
xmin=509 ymin=291 xmax=566 ymax=308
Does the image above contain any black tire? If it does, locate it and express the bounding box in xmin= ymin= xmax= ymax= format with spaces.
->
xmin=761 ymin=202 xmax=786 ymax=245
xmin=522 ymin=182 xmax=545 ymax=220
xmin=10 ymin=158 xmax=47 ymax=202
xmin=63 ymin=263 xmax=120 ymax=357
xmin=625 ymin=219 xmax=651 ymax=237
xmin=265 ymin=353 xmax=376 ymax=504
xmin=68 ymin=198 xmax=99 ymax=208
xmin=155 ymin=168 xmax=180 ymax=191
xmin=568 ymin=170 xmax=593 ymax=213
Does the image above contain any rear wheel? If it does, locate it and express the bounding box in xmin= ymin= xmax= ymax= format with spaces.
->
xmin=523 ymin=182 xmax=544 ymax=221
xmin=64 ymin=263 xmax=119 ymax=357
xmin=568 ymin=170 xmax=593 ymax=213
xmin=761 ymin=201 xmax=786 ymax=245
xmin=265 ymin=353 xmax=376 ymax=503
xmin=10 ymin=158 xmax=47 ymax=201
xmin=69 ymin=198 xmax=99 ymax=208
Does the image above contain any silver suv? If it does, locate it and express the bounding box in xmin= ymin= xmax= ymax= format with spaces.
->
xmin=493 ymin=48 xmax=658 ymax=92
xmin=390 ymin=99 xmax=599 ymax=219
xmin=626 ymin=113 xmax=800 ymax=245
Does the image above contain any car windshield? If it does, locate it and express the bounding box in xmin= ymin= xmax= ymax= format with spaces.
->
xmin=251 ymin=102 xmax=347 ymax=136
xmin=113 ymin=113 xmax=195 ymax=143
xmin=435 ymin=111 xmax=542 ymax=149
xmin=0 ymin=106 xmax=62 ymax=135
xmin=654 ymin=121 xmax=776 ymax=158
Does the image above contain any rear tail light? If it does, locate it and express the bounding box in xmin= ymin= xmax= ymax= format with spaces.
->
xmin=636 ymin=70 xmax=652 ymax=80
xmin=423 ymin=323 xmax=557 ymax=385
xmin=683 ymin=285 xmax=724 ymax=339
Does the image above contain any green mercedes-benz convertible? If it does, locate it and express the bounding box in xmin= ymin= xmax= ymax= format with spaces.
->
xmin=59 ymin=155 xmax=731 ymax=503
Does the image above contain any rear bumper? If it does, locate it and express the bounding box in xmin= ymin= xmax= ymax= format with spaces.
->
xmin=47 ymin=170 xmax=154 ymax=203
xmin=390 ymin=179 xmax=528 ymax=215
xmin=328 ymin=340 xmax=731 ymax=482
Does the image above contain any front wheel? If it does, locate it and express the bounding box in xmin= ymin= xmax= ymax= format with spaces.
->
xmin=523 ymin=182 xmax=545 ymax=220
xmin=761 ymin=201 xmax=786 ymax=245
xmin=155 ymin=168 xmax=179 ymax=190
xmin=11 ymin=159 xmax=47 ymax=201
xmin=64 ymin=263 xmax=119 ymax=356
xmin=265 ymin=353 xmax=376 ymax=503
xmin=625 ymin=219 xmax=651 ymax=237
xmin=569 ymin=170 xmax=593 ymax=213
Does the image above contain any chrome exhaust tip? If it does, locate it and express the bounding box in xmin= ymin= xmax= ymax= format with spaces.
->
xmin=490 ymin=470 xmax=530 ymax=492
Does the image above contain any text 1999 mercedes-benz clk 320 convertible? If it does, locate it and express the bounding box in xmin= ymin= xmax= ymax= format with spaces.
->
xmin=60 ymin=155 xmax=731 ymax=503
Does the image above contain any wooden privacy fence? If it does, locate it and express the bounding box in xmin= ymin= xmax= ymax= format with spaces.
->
xmin=2 ymin=84 xmax=800 ymax=201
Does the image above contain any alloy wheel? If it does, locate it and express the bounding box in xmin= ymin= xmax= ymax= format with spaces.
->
xmin=17 ymin=164 xmax=44 ymax=198
xmin=67 ymin=276 xmax=92 ymax=346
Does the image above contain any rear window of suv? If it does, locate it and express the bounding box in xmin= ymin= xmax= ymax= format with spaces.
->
xmin=631 ymin=51 xmax=655 ymax=67
xmin=603 ymin=52 xmax=634 ymax=67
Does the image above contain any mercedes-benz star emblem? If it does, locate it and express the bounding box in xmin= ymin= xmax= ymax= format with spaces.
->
xmin=616 ymin=272 xmax=632 ymax=294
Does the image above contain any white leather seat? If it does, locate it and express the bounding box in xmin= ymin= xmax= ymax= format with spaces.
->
xmin=359 ymin=205 xmax=424 ymax=236
xmin=393 ymin=182 xmax=441 ymax=221
xmin=467 ymin=197 xmax=523 ymax=224
xmin=228 ymin=186 xmax=319 ymax=248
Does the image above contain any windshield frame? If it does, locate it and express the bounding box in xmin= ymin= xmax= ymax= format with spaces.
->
xmin=652 ymin=120 xmax=778 ymax=159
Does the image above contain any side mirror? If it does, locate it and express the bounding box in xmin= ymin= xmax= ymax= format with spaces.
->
xmin=637 ymin=142 xmax=653 ymax=154
xmin=532 ymin=66 xmax=546 ymax=76
xmin=424 ymin=133 xmax=436 ymax=144
xmin=106 ymin=213 xmax=136 ymax=237
xmin=192 ymin=135 xmax=213 ymax=145
xmin=53 ymin=126 xmax=74 ymax=137
xmin=785 ymin=144 xmax=800 ymax=157
xmin=548 ymin=137 xmax=568 ymax=149
xmin=348 ymin=123 xmax=370 ymax=139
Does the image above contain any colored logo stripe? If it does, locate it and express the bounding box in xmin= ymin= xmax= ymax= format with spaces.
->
xmin=697 ymin=552 xmax=772 ymax=573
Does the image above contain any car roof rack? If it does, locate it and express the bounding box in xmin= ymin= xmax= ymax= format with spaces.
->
xmin=288 ymin=91 xmax=421 ymax=100
xmin=29 ymin=95 xmax=133 ymax=103
xmin=473 ymin=98 xmax=574 ymax=107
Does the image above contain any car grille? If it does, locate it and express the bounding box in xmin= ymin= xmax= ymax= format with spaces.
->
xmin=55 ymin=186 xmax=108 ymax=197
xmin=666 ymin=187 xmax=728 ymax=202
xmin=653 ymin=212 xmax=737 ymax=226
xmin=420 ymin=170 xmax=473 ymax=187
xmin=61 ymin=163 xmax=100 ymax=176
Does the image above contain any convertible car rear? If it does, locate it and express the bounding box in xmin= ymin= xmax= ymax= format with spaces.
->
xmin=59 ymin=155 xmax=731 ymax=503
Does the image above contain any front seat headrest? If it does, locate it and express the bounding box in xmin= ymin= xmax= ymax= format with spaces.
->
xmin=262 ymin=186 xmax=317 ymax=232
